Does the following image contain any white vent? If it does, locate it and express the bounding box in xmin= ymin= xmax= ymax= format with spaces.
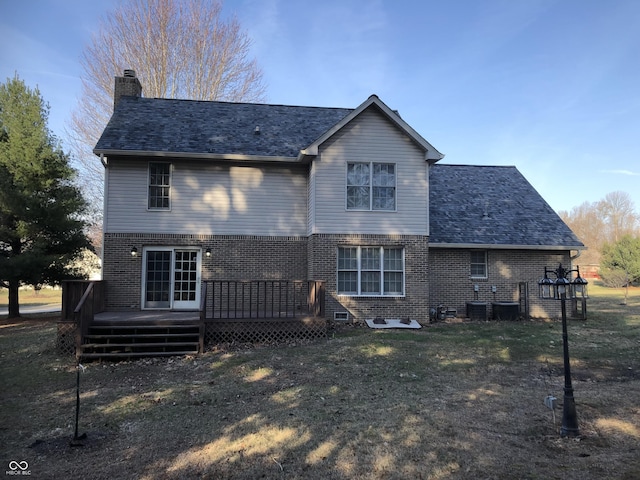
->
xmin=334 ymin=311 xmax=349 ymax=322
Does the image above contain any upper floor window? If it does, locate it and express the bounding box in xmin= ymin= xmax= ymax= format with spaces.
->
xmin=148 ymin=162 xmax=171 ymax=209
xmin=470 ymin=251 xmax=487 ymax=278
xmin=346 ymin=162 xmax=396 ymax=211
xmin=337 ymin=246 xmax=404 ymax=296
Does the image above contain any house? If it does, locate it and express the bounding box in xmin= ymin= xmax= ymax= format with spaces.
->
xmin=88 ymin=70 xmax=583 ymax=340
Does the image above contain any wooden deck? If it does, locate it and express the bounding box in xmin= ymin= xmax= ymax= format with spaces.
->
xmin=59 ymin=280 xmax=327 ymax=359
xmin=94 ymin=311 xmax=200 ymax=324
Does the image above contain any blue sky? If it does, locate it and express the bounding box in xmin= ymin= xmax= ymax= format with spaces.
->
xmin=1 ymin=0 xmax=639 ymax=214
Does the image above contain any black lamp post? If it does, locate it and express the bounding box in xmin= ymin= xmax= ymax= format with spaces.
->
xmin=538 ymin=263 xmax=588 ymax=437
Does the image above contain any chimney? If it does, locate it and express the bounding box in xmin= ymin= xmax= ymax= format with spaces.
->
xmin=113 ymin=69 xmax=142 ymax=110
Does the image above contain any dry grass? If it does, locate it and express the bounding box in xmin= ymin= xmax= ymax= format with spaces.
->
xmin=0 ymin=287 xmax=62 ymax=308
xmin=1 ymin=285 xmax=639 ymax=479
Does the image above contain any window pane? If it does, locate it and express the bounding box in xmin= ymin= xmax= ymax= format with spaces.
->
xmin=338 ymin=271 xmax=358 ymax=294
xmin=361 ymin=271 xmax=381 ymax=294
xmin=338 ymin=247 xmax=358 ymax=270
xmin=347 ymin=186 xmax=370 ymax=209
xmin=384 ymin=272 xmax=403 ymax=295
xmin=384 ymin=248 xmax=403 ymax=271
xmin=372 ymin=186 xmax=395 ymax=210
xmin=373 ymin=164 xmax=395 ymax=186
xmin=347 ymin=163 xmax=370 ymax=186
xmin=360 ymin=248 xmax=380 ymax=270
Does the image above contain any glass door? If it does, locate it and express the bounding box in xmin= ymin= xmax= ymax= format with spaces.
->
xmin=144 ymin=250 xmax=172 ymax=309
xmin=173 ymin=250 xmax=200 ymax=309
xmin=143 ymin=248 xmax=201 ymax=310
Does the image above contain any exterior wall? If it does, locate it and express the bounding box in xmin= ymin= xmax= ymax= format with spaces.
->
xmin=308 ymin=234 xmax=429 ymax=323
xmin=103 ymin=233 xmax=307 ymax=311
xmin=105 ymin=158 xmax=308 ymax=236
xmin=309 ymin=108 xmax=429 ymax=235
xmin=428 ymin=248 xmax=573 ymax=319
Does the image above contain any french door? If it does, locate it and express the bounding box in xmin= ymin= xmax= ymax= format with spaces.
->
xmin=143 ymin=248 xmax=201 ymax=310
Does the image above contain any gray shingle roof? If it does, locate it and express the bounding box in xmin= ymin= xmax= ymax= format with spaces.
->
xmin=94 ymin=97 xmax=353 ymax=158
xmin=429 ymin=164 xmax=584 ymax=248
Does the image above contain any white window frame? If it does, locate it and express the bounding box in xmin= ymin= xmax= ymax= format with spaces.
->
xmin=337 ymin=246 xmax=405 ymax=297
xmin=470 ymin=250 xmax=488 ymax=279
xmin=148 ymin=162 xmax=172 ymax=210
xmin=140 ymin=246 xmax=202 ymax=310
xmin=345 ymin=162 xmax=397 ymax=211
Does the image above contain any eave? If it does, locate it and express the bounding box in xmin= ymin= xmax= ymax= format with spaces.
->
xmin=429 ymin=243 xmax=586 ymax=251
xmin=94 ymin=148 xmax=299 ymax=165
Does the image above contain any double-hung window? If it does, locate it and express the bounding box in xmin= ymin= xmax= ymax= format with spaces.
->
xmin=148 ymin=162 xmax=171 ymax=209
xmin=470 ymin=251 xmax=487 ymax=278
xmin=337 ymin=246 xmax=404 ymax=296
xmin=346 ymin=162 xmax=396 ymax=210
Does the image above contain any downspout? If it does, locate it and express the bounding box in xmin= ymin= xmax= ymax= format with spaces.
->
xmin=100 ymin=155 xmax=108 ymax=281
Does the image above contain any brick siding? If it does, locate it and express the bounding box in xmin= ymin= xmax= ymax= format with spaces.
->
xmin=103 ymin=233 xmax=307 ymax=310
xmin=309 ymin=234 xmax=429 ymax=323
xmin=429 ymin=248 xmax=572 ymax=319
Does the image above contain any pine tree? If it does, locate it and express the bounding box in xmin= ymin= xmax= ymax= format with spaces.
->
xmin=0 ymin=74 xmax=91 ymax=317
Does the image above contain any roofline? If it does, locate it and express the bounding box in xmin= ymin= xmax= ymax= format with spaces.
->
xmin=429 ymin=243 xmax=586 ymax=251
xmin=298 ymin=95 xmax=445 ymax=162
xmin=93 ymin=149 xmax=299 ymax=164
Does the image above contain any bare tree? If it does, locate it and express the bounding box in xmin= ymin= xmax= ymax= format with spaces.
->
xmin=68 ymin=0 xmax=266 ymax=210
xmin=560 ymin=191 xmax=640 ymax=270
xmin=560 ymin=201 xmax=606 ymax=266
xmin=597 ymin=191 xmax=640 ymax=243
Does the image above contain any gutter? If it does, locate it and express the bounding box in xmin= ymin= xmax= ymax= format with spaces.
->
xmin=93 ymin=149 xmax=299 ymax=164
xmin=429 ymin=243 xmax=586 ymax=251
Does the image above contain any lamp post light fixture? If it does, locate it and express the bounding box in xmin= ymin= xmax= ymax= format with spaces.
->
xmin=538 ymin=263 xmax=588 ymax=437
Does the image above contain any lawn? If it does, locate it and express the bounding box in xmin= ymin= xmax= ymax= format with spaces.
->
xmin=0 ymin=287 xmax=62 ymax=308
xmin=1 ymin=285 xmax=639 ymax=479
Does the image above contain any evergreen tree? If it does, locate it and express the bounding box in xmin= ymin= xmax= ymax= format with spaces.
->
xmin=600 ymin=235 xmax=640 ymax=304
xmin=0 ymin=74 xmax=91 ymax=317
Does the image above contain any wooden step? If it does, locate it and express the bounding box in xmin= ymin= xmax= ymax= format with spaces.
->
xmin=90 ymin=324 xmax=200 ymax=331
xmin=82 ymin=341 xmax=199 ymax=348
xmin=84 ymin=333 xmax=198 ymax=340
xmin=80 ymin=351 xmax=198 ymax=359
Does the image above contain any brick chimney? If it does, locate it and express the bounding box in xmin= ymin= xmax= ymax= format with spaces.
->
xmin=113 ymin=69 xmax=142 ymax=110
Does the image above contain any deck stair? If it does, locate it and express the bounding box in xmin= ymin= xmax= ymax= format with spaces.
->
xmin=79 ymin=320 xmax=201 ymax=360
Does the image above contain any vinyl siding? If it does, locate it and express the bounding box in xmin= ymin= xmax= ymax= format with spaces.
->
xmin=309 ymin=108 xmax=429 ymax=235
xmin=105 ymin=159 xmax=308 ymax=235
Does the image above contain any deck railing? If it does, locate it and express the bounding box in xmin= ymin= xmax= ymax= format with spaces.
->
xmin=62 ymin=280 xmax=105 ymax=357
xmin=202 ymin=280 xmax=325 ymax=320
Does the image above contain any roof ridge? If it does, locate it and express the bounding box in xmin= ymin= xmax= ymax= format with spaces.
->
xmin=433 ymin=163 xmax=517 ymax=168
xmin=125 ymin=96 xmax=354 ymax=111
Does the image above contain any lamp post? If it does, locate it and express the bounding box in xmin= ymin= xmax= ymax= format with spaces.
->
xmin=538 ymin=263 xmax=588 ymax=437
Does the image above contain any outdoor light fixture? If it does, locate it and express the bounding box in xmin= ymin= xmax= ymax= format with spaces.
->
xmin=538 ymin=263 xmax=588 ymax=437
xmin=205 ymin=248 xmax=211 ymax=257
xmin=130 ymin=247 xmax=138 ymax=257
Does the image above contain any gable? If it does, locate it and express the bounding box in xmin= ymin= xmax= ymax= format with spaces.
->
xmin=300 ymin=95 xmax=444 ymax=163
xmin=429 ymin=164 xmax=584 ymax=249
